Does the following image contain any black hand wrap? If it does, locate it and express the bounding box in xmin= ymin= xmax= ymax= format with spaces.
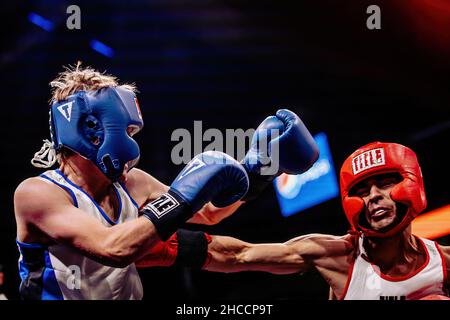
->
xmin=140 ymin=190 xmax=192 ymax=241
xmin=174 ymin=229 xmax=209 ymax=269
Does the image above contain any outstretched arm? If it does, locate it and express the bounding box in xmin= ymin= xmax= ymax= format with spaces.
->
xmin=204 ymin=235 xmax=312 ymax=274
xmin=136 ymin=231 xmax=342 ymax=275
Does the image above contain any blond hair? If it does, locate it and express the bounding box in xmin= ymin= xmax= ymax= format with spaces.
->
xmin=49 ymin=61 xmax=137 ymax=102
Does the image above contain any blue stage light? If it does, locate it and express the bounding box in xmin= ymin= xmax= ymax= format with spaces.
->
xmin=90 ymin=40 xmax=114 ymax=58
xmin=28 ymin=12 xmax=54 ymax=32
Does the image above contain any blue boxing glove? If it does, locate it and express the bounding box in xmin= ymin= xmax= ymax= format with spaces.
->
xmin=242 ymin=109 xmax=319 ymax=201
xmin=141 ymin=151 xmax=249 ymax=240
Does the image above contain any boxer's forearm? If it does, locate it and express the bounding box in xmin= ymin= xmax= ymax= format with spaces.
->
xmin=204 ymin=235 xmax=309 ymax=274
xmin=100 ymin=217 xmax=162 ymax=267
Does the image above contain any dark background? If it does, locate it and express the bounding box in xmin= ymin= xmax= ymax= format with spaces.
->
xmin=0 ymin=0 xmax=449 ymax=300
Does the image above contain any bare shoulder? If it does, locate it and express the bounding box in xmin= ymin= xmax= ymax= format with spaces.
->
xmin=125 ymin=168 xmax=169 ymax=207
xmin=286 ymin=233 xmax=356 ymax=295
xmin=437 ymin=244 xmax=450 ymax=256
xmin=285 ymin=233 xmax=356 ymax=258
xmin=14 ymin=177 xmax=72 ymax=221
xmin=436 ymin=244 xmax=450 ymax=268
xmin=436 ymin=244 xmax=450 ymax=287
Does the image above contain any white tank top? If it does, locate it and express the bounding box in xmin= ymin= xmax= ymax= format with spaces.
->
xmin=342 ymin=235 xmax=447 ymax=300
xmin=17 ymin=169 xmax=143 ymax=300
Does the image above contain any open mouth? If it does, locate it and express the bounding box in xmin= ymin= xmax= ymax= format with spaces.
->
xmin=370 ymin=207 xmax=391 ymax=221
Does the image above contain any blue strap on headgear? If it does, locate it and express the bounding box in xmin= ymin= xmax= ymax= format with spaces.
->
xmin=50 ymin=87 xmax=144 ymax=181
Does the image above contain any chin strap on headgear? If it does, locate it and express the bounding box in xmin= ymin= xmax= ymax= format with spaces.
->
xmin=31 ymin=139 xmax=57 ymax=168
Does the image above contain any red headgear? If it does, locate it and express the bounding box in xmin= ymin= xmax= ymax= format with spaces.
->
xmin=340 ymin=142 xmax=426 ymax=237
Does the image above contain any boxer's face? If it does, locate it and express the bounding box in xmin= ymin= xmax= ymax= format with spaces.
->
xmin=119 ymin=163 xmax=129 ymax=183
xmin=352 ymin=173 xmax=403 ymax=231
xmin=118 ymin=127 xmax=140 ymax=183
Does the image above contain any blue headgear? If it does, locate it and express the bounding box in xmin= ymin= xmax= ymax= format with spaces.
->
xmin=49 ymin=86 xmax=144 ymax=181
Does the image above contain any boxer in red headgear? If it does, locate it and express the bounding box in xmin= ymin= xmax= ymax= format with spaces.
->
xmin=139 ymin=142 xmax=450 ymax=300
xmin=340 ymin=142 xmax=427 ymax=238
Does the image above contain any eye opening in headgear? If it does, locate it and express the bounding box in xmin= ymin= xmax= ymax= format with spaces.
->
xmin=349 ymin=172 xmax=403 ymax=198
xmin=82 ymin=115 xmax=104 ymax=147
xmin=86 ymin=120 xmax=96 ymax=128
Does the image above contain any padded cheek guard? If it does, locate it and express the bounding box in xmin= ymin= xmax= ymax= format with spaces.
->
xmin=390 ymin=172 xmax=427 ymax=215
xmin=50 ymin=86 xmax=144 ymax=180
xmin=340 ymin=142 xmax=427 ymax=238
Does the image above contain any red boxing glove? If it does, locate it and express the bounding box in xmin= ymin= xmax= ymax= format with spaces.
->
xmin=135 ymin=233 xmax=179 ymax=268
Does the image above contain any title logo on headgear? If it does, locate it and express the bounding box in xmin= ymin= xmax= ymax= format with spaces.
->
xmin=57 ymin=101 xmax=73 ymax=122
xmin=352 ymin=147 xmax=385 ymax=175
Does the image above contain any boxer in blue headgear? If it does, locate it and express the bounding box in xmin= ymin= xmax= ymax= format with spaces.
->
xmin=48 ymin=86 xmax=144 ymax=180
xmin=14 ymin=63 xmax=251 ymax=300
